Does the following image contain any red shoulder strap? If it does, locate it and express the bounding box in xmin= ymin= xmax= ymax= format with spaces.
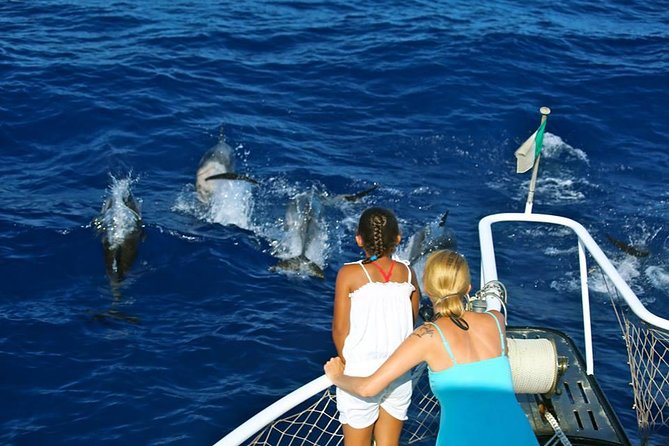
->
xmin=370 ymin=260 xmax=395 ymax=282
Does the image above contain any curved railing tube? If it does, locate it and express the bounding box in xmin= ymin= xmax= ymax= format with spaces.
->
xmin=213 ymin=374 xmax=332 ymax=446
xmin=478 ymin=212 xmax=669 ymax=375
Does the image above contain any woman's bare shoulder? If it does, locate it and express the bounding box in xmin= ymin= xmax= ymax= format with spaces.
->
xmin=463 ymin=311 xmax=502 ymax=330
xmin=411 ymin=322 xmax=439 ymax=339
xmin=411 ymin=320 xmax=451 ymax=344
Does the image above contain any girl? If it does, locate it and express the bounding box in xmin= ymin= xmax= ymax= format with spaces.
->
xmin=326 ymin=250 xmax=539 ymax=446
xmin=332 ymin=207 xmax=421 ymax=446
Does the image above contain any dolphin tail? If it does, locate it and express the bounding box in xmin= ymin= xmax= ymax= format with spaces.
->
xmin=341 ymin=184 xmax=379 ymax=202
xmin=90 ymin=308 xmax=140 ymax=325
xmin=205 ymin=172 xmax=259 ymax=185
xmin=271 ymin=256 xmax=325 ymax=279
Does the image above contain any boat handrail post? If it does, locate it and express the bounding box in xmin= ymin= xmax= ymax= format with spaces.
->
xmin=578 ymin=238 xmax=595 ymax=374
xmin=478 ymin=219 xmax=499 ymax=286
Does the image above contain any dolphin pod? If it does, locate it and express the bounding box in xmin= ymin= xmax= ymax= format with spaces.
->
xmin=94 ymin=127 xmax=655 ymax=308
xmin=92 ymin=131 xmax=400 ymax=289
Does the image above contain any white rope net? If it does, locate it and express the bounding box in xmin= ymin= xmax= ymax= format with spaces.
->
xmin=246 ymin=364 xmax=439 ymax=446
xmin=240 ymin=359 xmax=573 ymax=446
xmin=608 ymin=278 xmax=669 ymax=443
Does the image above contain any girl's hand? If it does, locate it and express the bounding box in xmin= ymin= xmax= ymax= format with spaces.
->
xmin=324 ymin=357 xmax=345 ymax=381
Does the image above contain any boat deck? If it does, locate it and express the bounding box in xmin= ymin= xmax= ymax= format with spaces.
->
xmin=510 ymin=327 xmax=631 ymax=446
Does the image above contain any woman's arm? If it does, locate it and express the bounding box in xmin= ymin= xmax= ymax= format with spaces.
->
xmin=332 ymin=266 xmax=352 ymax=358
xmin=325 ymin=324 xmax=431 ymax=397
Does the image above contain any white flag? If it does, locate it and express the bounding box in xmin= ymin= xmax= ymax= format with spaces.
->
xmin=514 ymin=118 xmax=548 ymax=174
xmin=514 ymin=130 xmax=538 ymax=173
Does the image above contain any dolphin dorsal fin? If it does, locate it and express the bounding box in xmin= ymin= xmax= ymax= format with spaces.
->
xmin=439 ymin=210 xmax=449 ymax=227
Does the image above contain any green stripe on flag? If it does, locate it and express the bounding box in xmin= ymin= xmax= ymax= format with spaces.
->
xmin=534 ymin=118 xmax=547 ymax=158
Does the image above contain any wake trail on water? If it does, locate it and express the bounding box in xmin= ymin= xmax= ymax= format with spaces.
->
xmin=544 ymin=224 xmax=668 ymax=307
xmin=488 ymin=131 xmax=594 ymax=206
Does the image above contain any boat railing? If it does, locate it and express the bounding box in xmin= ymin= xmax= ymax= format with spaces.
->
xmin=213 ymin=375 xmax=333 ymax=446
xmin=478 ymin=212 xmax=669 ymax=374
xmin=479 ymin=212 xmax=669 ymax=441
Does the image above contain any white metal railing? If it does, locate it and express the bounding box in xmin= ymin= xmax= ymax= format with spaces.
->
xmin=478 ymin=212 xmax=669 ymax=375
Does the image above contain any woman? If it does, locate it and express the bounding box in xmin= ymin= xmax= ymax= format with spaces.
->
xmin=325 ymin=249 xmax=538 ymax=446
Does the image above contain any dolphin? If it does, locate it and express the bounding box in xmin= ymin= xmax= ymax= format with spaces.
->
xmin=271 ymin=188 xmax=327 ymax=279
xmin=400 ymin=211 xmax=456 ymax=322
xmin=92 ymin=177 xmax=144 ymax=285
xmin=403 ymin=211 xmax=456 ymax=265
xmin=606 ymin=234 xmax=650 ymax=258
xmin=196 ymin=131 xmax=257 ymax=203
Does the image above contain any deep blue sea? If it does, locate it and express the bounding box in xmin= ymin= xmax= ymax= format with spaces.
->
xmin=1 ymin=1 xmax=668 ymax=445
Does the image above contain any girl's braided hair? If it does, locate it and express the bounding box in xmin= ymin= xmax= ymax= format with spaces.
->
xmin=357 ymin=207 xmax=400 ymax=262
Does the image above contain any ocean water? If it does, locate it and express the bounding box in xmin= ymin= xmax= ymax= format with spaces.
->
xmin=1 ymin=1 xmax=668 ymax=445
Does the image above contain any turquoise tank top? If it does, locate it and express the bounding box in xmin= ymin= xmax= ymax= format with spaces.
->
xmin=427 ymin=314 xmax=539 ymax=446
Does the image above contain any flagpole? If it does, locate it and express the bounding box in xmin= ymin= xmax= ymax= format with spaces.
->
xmin=524 ymin=106 xmax=551 ymax=214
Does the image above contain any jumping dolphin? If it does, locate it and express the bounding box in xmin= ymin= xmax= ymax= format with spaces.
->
xmin=606 ymin=234 xmax=650 ymax=258
xmin=402 ymin=211 xmax=456 ymax=265
xmin=271 ymin=188 xmax=327 ymax=279
xmin=93 ymin=176 xmax=144 ymax=285
xmin=196 ymin=131 xmax=257 ymax=203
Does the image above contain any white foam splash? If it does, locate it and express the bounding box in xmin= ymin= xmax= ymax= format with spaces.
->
xmin=536 ymin=175 xmax=586 ymax=202
xmin=172 ymin=186 xmax=199 ymax=215
xmin=646 ymin=266 xmax=669 ymax=290
xmin=544 ymin=246 xmax=578 ymax=256
xmin=99 ymin=175 xmax=141 ymax=249
xmin=541 ymin=133 xmax=589 ymax=164
xmin=207 ymin=181 xmax=255 ymax=230
xmin=549 ymin=252 xmax=666 ymax=307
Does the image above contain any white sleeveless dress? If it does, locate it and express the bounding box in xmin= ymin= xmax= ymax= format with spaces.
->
xmin=336 ymin=259 xmax=415 ymax=428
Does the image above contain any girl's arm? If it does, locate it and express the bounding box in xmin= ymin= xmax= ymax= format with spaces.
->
xmin=325 ymin=324 xmax=431 ymax=397
xmin=332 ymin=266 xmax=352 ymax=359
xmin=409 ymin=265 xmax=421 ymax=323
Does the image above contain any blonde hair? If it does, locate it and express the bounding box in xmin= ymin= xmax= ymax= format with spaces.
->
xmin=423 ymin=250 xmax=470 ymax=319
